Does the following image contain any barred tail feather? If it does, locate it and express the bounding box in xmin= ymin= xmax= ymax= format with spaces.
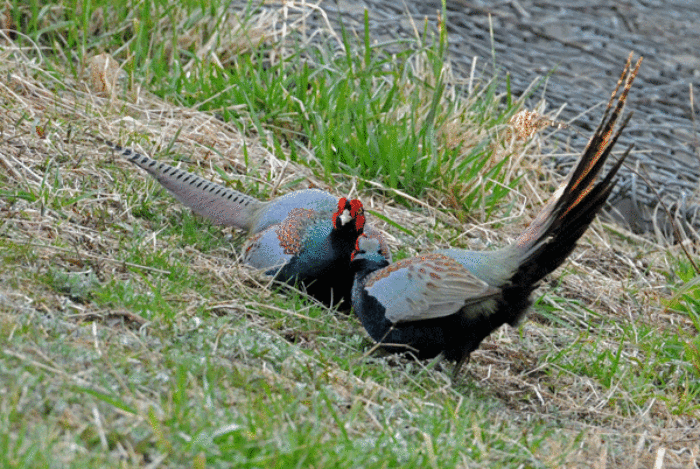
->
xmin=104 ymin=140 xmax=261 ymax=231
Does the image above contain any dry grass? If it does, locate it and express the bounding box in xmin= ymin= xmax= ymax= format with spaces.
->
xmin=1 ymin=9 xmax=699 ymax=467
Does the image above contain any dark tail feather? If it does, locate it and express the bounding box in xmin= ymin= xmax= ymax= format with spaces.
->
xmin=512 ymin=53 xmax=641 ymax=288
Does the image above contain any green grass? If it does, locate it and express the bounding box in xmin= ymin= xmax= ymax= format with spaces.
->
xmin=2 ymin=293 xmax=580 ymax=468
xmin=9 ymin=0 xmax=521 ymax=218
xmin=661 ymin=257 xmax=700 ymax=413
xmin=1 ymin=0 xmax=699 ymax=467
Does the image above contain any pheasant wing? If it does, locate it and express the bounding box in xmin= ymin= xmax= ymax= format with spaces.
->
xmin=363 ymin=254 xmax=500 ymax=323
xmin=242 ymin=225 xmax=293 ymax=274
xmin=243 ymin=208 xmax=333 ymax=273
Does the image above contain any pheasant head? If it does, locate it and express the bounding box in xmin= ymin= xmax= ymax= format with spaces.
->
xmin=350 ymin=234 xmax=390 ymax=269
xmin=333 ymin=198 xmax=366 ymax=234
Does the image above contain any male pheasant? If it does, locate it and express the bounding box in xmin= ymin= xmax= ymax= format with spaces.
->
xmin=349 ymin=55 xmax=641 ymax=375
xmin=103 ymin=140 xmax=390 ymax=306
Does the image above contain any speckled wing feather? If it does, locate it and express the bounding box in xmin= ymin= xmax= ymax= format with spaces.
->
xmin=249 ymin=189 xmax=337 ymax=234
xmin=363 ymin=254 xmax=500 ymax=323
xmin=242 ymin=207 xmax=328 ymax=272
xmin=242 ymin=227 xmax=292 ymax=274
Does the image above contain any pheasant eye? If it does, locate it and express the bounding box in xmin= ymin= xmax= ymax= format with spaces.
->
xmin=348 ymin=199 xmax=363 ymax=216
xmin=346 ymin=200 xmax=365 ymax=231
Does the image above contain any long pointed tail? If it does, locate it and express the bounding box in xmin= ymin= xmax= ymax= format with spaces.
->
xmin=512 ymin=53 xmax=641 ymax=287
xmin=100 ymin=139 xmax=261 ymax=231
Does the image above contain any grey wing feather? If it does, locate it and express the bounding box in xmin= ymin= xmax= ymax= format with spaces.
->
xmin=364 ymin=256 xmax=500 ymax=323
xmin=242 ymin=226 xmax=292 ymax=273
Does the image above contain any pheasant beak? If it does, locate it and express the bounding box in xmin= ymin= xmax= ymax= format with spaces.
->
xmin=338 ymin=209 xmax=352 ymax=226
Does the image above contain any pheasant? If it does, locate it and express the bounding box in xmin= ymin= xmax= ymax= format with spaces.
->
xmin=103 ymin=140 xmax=391 ymax=306
xmin=349 ymin=55 xmax=641 ymax=375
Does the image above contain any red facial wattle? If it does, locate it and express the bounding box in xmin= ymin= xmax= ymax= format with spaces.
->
xmin=351 ymin=234 xmax=365 ymax=261
xmin=349 ymin=199 xmax=365 ymax=232
xmin=333 ymin=197 xmax=348 ymax=229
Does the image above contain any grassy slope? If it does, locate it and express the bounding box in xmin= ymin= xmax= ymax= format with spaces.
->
xmin=1 ymin=1 xmax=699 ymax=468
